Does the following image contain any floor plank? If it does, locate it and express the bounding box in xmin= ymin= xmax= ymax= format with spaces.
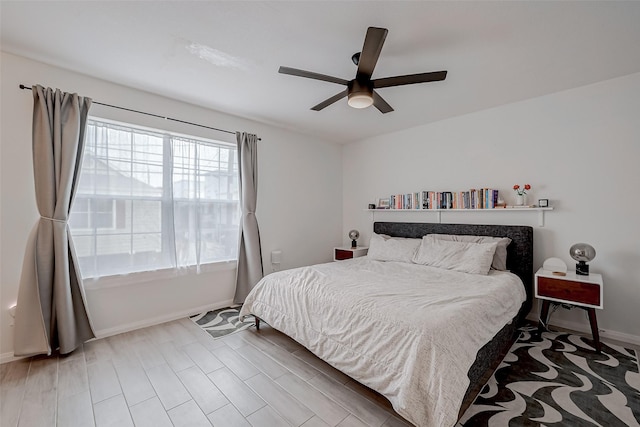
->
xmin=18 ymin=357 xmax=58 ymax=427
xmin=245 ymin=405 xmax=292 ymax=427
xmin=93 ymin=394 xmax=133 ymax=427
xmin=129 ymin=396 xmax=173 ymax=427
xmin=145 ymin=363 xmax=191 ymax=410
xmin=58 ymin=354 xmax=90 ymax=400
xmin=245 ymin=373 xmax=314 ymax=426
xmin=337 ymin=414 xmax=370 ymax=427
xmin=175 ymin=365 xmax=229 ymax=415
xmin=168 ymin=399 xmax=213 ymax=427
xmin=207 ymin=367 xmax=266 ymax=417
xmin=235 ymin=343 xmax=289 ymax=380
xmin=182 ymin=342 xmax=225 ymax=374
xmin=157 ymin=340 xmax=195 ymax=373
xmin=112 ymin=353 xmax=156 ymax=407
xmin=0 ymin=359 xmax=30 ymax=427
xmin=275 ymin=373 xmax=349 ymax=426
xmin=87 ymin=360 xmax=122 ymax=404
xmin=246 ymin=335 xmax=321 ymax=381
xmin=291 ymin=347 xmax=353 ymax=385
xmin=301 ymin=416 xmax=332 ymax=427
xmin=207 ymin=403 xmax=251 ymax=427
xmin=211 ymin=344 xmax=260 ymax=380
xmin=307 ymin=372 xmax=391 ymax=427
xmin=57 ymin=389 xmax=95 ymax=427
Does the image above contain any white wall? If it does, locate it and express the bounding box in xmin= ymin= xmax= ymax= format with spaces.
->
xmin=0 ymin=52 xmax=343 ymax=362
xmin=343 ymin=73 xmax=640 ymax=344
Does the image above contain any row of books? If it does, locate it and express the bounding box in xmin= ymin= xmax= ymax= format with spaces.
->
xmin=384 ymin=189 xmax=501 ymax=210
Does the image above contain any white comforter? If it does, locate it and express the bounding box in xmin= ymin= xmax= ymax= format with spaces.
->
xmin=239 ymin=258 xmax=526 ymax=427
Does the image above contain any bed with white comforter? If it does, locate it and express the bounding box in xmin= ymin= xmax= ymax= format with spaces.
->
xmin=239 ymin=257 xmax=526 ymax=427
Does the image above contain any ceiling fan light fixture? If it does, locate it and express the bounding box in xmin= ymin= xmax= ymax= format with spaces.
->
xmin=347 ymin=92 xmax=373 ymax=109
xmin=347 ymin=80 xmax=373 ymax=109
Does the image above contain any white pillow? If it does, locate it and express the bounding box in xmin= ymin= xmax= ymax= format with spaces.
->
xmin=367 ymin=233 xmax=421 ymax=263
xmin=412 ymin=236 xmax=498 ymax=275
xmin=428 ymin=234 xmax=511 ymax=271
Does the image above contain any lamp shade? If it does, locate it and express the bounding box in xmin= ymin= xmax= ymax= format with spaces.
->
xmin=569 ymin=243 xmax=596 ymax=262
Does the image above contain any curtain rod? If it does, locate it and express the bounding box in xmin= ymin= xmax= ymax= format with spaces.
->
xmin=19 ymin=84 xmax=259 ymax=140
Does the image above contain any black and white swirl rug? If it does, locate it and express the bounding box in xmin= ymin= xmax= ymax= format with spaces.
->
xmin=460 ymin=326 xmax=640 ymax=426
xmin=190 ymin=306 xmax=255 ymax=339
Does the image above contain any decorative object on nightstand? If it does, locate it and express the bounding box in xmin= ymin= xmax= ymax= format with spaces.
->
xmin=333 ymin=246 xmax=368 ymax=261
xmin=569 ymin=243 xmax=596 ymax=275
xmin=542 ymin=257 xmax=567 ymax=276
xmin=348 ymin=229 xmax=360 ymax=248
xmin=535 ymin=267 xmax=604 ymax=353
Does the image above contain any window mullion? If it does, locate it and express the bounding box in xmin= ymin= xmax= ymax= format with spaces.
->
xmin=163 ymin=134 xmax=176 ymax=268
xmin=195 ymin=144 xmax=201 ymax=268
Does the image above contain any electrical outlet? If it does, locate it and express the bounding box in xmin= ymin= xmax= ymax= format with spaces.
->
xmin=271 ymin=250 xmax=282 ymax=264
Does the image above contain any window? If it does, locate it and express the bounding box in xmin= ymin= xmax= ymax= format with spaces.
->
xmin=70 ymin=118 xmax=239 ymax=279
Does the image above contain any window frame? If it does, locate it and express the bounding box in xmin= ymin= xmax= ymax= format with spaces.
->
xmin=70 ymin=116 xmax=240 ymax=284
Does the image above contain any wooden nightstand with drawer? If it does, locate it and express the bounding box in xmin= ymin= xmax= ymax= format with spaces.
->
xmin=333 ymin=247 xmax=368 ymax=261
xmin=535 ymin=267 xmax=603 ymax=352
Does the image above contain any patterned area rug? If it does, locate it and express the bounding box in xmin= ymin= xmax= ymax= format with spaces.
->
xmin=460 ymin=326 xmax=640 ymax=426
xmin=190 ymin=306 xmax=255 ymax=339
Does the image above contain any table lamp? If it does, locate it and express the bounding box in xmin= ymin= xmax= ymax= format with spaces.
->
xmin=570 ymin=243 xmax=596 ymax=275
xmin=348 ymin=230 xmax=360 ymax=248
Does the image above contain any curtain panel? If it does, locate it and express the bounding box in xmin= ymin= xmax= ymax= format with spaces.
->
xmin=233 ymin=132 xmax=263 ymax=304
xmin=13 ymin=85 xmax=95 ymax=357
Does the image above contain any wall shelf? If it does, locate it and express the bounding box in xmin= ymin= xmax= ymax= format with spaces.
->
xmin=366 ymin=207 xmax=554 ymax=227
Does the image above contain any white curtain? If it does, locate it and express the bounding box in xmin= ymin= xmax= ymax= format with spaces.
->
xmin=69 ymin=119 xmax=239 ymax=279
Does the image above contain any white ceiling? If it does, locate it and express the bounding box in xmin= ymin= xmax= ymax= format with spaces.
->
xmin=2 ymin=1 xmax=640 ymax=143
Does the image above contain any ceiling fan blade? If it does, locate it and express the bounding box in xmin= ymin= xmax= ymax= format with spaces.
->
xmin=372 ymin=91 xmax=394 ymax=114
xmin=279 ymin=66 xmax=349 ymax=85
xmin=357 ymin=27 xmax=388 ymax=79
xmin=372 ymin=70 xmax=447 ymax=89
xmin=311 ymin=89 xmax=349 ymax=111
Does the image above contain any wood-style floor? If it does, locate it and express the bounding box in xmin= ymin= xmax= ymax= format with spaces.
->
xmin=1 ymin=318 xmax=414 ymax=427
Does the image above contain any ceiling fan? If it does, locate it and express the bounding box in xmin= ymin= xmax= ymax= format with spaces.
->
xmin=278 ymin=26 xmax=447 ymax=113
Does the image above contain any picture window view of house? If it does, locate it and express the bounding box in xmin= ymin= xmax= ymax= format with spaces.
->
xmin=69 ymin=118 xmax=240 ymax=279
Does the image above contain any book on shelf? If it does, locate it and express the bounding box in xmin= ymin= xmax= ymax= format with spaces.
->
xmin=380 ymin=188 xmax=503 ymax=210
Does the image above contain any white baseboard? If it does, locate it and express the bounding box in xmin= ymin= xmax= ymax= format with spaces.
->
xmin=0 ymin=299 xmax=234 ymax=365
xmin=526 ymin=313 xmax=640 ymax=347
xmin=1 ymin=352 xmax=27 ymax=365
xmin=93 ymin=299 xmax=234 ymax=339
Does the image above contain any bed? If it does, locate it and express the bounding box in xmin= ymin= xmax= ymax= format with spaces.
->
xmin=239 ymin=222 xmax=533 ymax=426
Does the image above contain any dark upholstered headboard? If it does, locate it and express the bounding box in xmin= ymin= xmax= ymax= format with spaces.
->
xmin=373 ymin=222 xmax=534 ymax=320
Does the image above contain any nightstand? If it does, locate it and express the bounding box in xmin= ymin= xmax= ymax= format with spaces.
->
xmin=535 ymin=267 xmax=604 ymax=352
xmin=333 ymin=246 xmax=368 ymax=261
